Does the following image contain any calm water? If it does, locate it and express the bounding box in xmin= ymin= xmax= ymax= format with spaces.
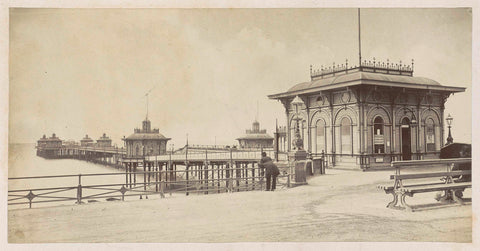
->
xmin=8 ymin=143 xmax=128 ymax=209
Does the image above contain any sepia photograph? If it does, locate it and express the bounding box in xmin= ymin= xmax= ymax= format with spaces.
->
xmin=1 ymin=1 xmax=478 ymax=250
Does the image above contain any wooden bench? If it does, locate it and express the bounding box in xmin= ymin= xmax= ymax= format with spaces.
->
xmin=378 ymin=158 xmax=471 ymax=212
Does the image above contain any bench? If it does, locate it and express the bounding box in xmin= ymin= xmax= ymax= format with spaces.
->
xmin=378 ymin=158 xmax=471 ymax=212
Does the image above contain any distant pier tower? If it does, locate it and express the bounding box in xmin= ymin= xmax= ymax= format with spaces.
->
xmin=36 ymin=133 xmax=63 ymax=158
xmin=97 ymin=133 xmax=112 ymax=147
xmin=123 ymin=118 xmax=171 ymax=157
xmin=236 ymin=120 xmax=274 ymax=149
xmin=80 ymin=135 xmax=94 ymax=146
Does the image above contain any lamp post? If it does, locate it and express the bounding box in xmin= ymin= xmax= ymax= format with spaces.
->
xmin=291 ymin=96 xmax=305 ymax=151
xmin=288 ymin=96 xmax=308 ymax=186
xmin=446 ymin=113 xmax=453 ymax=145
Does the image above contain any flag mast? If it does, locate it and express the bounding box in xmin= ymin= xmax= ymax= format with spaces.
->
xmin=358 ymin=8 xmax=362 ymax=67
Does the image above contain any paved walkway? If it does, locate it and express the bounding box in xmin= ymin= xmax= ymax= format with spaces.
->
xmin=8 ymin=168 xmax=472 ymax=243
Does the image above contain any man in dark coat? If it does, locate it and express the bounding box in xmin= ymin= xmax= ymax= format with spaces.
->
xmin=259 ymin=152 xmax=280 ymax=191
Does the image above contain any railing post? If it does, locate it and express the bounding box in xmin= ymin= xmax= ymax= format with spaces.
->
xmin=160 ymin=177 xmax=165 ymax=198
xmin=120 ymin=185 xmax=126 ymax=201
xmin=27 ymin=190 xmax=35 ymax=209
xmin=76 ymin=174 xmax=82 ymax=204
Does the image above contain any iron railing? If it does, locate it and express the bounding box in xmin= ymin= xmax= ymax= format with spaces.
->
xmin=9 ymin=166 xmax=291 ymax=209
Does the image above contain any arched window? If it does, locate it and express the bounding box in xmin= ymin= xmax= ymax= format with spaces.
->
xmin=341 ymin=117 xmax=352 ymax=154
xmin=426 ymin=118 xmax=435 ymax=151
xmin=315 ymin=119 xmax=326 ymax=154
xmin=373 ymin=116 xmax=385 ymax=153
xmin=135 ymin=145 xmax=140 ymax=156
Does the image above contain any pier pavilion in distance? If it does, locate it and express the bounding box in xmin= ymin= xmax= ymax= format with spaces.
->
xmin=123 ymin=118 xmax=170 ymax=157
xmin=268 ymin=59 xmax=465 ymax=169
xmin=36 ymin=133 xmax=63 ymax=158
xmin=97 ymin=133 xmax=112 ymax=147
xmin=121 ymin=118 xmax=171 ymax=186
xmin=236 ymin=120 xmax=274 ymax=149
xmin=80 ymin=135 xmax=94 ymax=146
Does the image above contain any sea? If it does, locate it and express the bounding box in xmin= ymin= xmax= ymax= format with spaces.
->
xmin=8 ymin=143 xmax=132 ymax=209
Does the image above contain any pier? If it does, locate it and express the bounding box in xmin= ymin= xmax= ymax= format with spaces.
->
xmin=27 ymin=117 xmax=325 ymax=209
xmin=29 ymin=131 xmax=300 ymax=209
xmin=16 ymin=145 xmax=292 ymax=208
xmin=37 ymin=144 xmax=126 ymax=167
xmin=36 ymin=133 xmax=125 ymax=167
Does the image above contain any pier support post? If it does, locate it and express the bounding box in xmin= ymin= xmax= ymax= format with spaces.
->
xmin=134 ymin=163 xmax=137 ymax=186
xmin=204 ymin=162 xmax=209 ymax=194
xmin=225 ymin=163 xmax=230 ymax=192
xmin=185 ymin=161 xmax=189 ymax=196
xmin=217 ymin=163 xmax=220 ymax=193
xmin=143 ymin=163 xmax=146 ymax=191
xmin=155 ymin=167 xmax=159 ymax=192
xmin=236 ymin=162 xmax=240 ymax=192
xmin=252 ymin=162 xmax=256 ymax=190
xmin=129 ymin=163 xmax=133 ymax=188
xmin=125 ymin=163 xmax=128 ymax=186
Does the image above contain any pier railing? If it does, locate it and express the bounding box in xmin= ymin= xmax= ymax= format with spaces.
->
xmin=146 ymin=149 xmax=287 ymax=162
xmin=8 ymin=172 xmax=153 ymax=209
xmin=8 ymin=166 xmax=290 ymax=209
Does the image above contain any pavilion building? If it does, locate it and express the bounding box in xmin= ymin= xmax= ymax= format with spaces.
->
xmin=80 ymin=135 xmax=94 ymax=146
xmin=268 ymin=59 xmax=465 ymax=169
xmin=36 ymin=133 xmax=63 ymax=158
xmin=97 ymin=133 xmax=112 ymax=147
xmin=236 ymin=120 xmax=274 ymax=149
xmin=123 ymin=118 xmax=170 ymax=157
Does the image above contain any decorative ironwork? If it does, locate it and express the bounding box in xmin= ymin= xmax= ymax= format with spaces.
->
xmin=311 ymin=58 xmax=414 ymax=80
xmin=9 ymin=163 xmax=293 ymax=209
xmin=26 ymin=190 xmax=36 ymax=201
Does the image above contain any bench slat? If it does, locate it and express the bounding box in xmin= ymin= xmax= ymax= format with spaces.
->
xmin=391 ymin=158 xmax=471 ymax=168
xmin=390 ymin=170 xmax=471 ymax=180
xmin=399 ymin=182 xmax=472 ymax=193
xmin=377 ymin=182 xmax=445 ymax=191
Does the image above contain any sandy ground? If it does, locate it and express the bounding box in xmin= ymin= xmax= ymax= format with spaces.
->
xmin=8 ymin=168 xmax=472 ymax=243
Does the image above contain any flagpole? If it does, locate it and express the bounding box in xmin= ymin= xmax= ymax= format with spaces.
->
xmin=358 ymin=8 xmax=362 ymax=67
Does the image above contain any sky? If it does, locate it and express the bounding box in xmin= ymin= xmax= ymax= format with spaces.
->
xmin=8 ymin=8 xmax=472 ymax=148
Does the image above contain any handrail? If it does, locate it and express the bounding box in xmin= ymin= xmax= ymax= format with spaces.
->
xmin=9 ymin=162 xmax=292 ymax=209
xmin=8 ymin=172 xmax=126 ymax=180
